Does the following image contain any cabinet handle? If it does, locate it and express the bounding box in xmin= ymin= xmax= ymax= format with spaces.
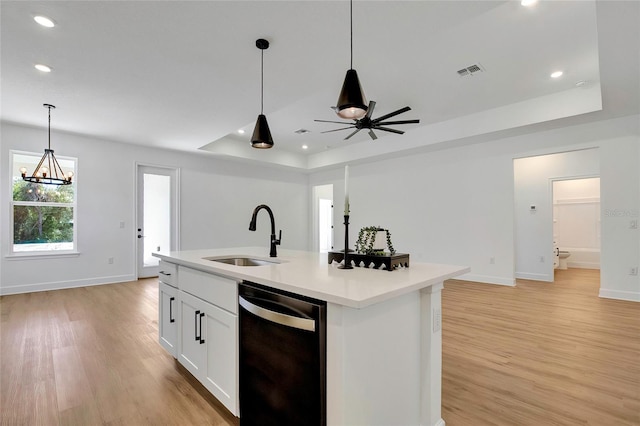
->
xmin=169 ymin=297 xmax=175 ymax=323
xmin=159 ymin=271 xmax=171 ymax=276
xmin=199 ymin=312 xmax=205 ymax=344
xmin=195 ymin=310 xmax=201 ymax=342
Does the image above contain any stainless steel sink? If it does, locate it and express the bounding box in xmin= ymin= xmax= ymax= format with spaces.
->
xmin=204 ymin=256 xmax=280 ymax=266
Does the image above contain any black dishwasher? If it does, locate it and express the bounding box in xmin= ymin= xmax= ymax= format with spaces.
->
xmin=239 ymin=281 xmax=326 ymax=426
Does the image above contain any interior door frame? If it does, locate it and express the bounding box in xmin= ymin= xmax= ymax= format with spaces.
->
xmin=135 ymin=162 xmax=180 ymax=278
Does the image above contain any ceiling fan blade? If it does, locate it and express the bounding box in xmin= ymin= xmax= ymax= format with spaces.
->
xmin=368 ymin=129 xmax=378 ymax=140
xmin=344 ymin=128 xmax=362 ymax=140
xmin=314 ymin=119 xmax=353 ymax=124
xmin=372 ymin=106 xmax=411 ymax=123
xmin=375 ymin=126 xmax=405 ymax=135
xmin=376 ymin=119 xmax=420 ymax=126
xmin=364 ymin=101 xmax=377 ymax=119
xmin=320 ymin=126 xmax=356 ymax=134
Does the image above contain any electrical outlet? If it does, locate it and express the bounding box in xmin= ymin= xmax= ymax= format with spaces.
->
xmin=489 ymin=257 xmax=495 ymax=264
xmin=630 ymin=220 xmax=638 ymax=229
xmin=119 ymin=221 xmax=125 ymax=229
xmin=108 ymin=257 xmax=114 ymax=264
xmin=433 ymin=307 xmax=442 ymax=333
xmin=539 ymin=256 xmax=545 ymax=263
xmin=630 ymin=267 xmax=638 ymax=276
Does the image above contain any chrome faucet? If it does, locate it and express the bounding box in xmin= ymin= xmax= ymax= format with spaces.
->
xmin=249 ymin=204 xmax=282 ymax=257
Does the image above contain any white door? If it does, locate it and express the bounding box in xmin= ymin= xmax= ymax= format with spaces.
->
xmin=136 ymin=165 xmax=179 ymax=278
xmin=312 ymin=184 xmax=334 ymax=252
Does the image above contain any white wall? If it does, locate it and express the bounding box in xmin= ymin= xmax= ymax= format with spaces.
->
xmin=514 ymin=149 xmax=600 ymax=281
xmin=599 ymin=137 xmax=640 ymax=301
xmin=310 ymin=114 xmax=640 ymax=301
xmin=2 ymin=115 xmax=638 ymax=301
xmin=0 ymin=122 xmax=309 ymax=295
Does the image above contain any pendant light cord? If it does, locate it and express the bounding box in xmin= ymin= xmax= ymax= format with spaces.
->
xmin=261 ymin=49 xmax=264 ymax=115
xmin=350 ymin=0 xmax=353 ymax=70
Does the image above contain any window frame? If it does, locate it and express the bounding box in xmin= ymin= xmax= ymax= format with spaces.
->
xmin=9 ymin=150 xmax=79 ymax=258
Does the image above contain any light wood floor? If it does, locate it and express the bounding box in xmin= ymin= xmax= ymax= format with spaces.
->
xmin=1 ymin=269 xmax=638 ymax=425
xmin=0 ymin=279 xmax=238 ymax=426
xmin=442 ymin=269 xmax=639 ymax=426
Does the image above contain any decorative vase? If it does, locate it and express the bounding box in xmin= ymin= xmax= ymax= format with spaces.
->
xmin=373 ymin=230 xmax=387 ymax=251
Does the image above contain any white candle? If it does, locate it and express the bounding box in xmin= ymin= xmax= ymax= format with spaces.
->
xmin=344 ymin=165 xmax=349 ymax=215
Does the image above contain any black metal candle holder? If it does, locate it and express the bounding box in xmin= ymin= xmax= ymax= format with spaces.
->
xmin=338 ymin=214 xmax=353 ymax=269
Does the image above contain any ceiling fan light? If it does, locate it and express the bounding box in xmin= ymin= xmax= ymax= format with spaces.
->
xmin=251 ymin=114 xmax=274 ymax=149
xmin=337 ymin=69 xmax=368 ymax=119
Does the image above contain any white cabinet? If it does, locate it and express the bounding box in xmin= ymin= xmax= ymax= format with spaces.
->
xmin=159 ymin=282 xmax=178 ymax=356
xmin=158 ymin=261 xmax=178 ymax=357
xmin=176 ymin=267 xmax=239 ymax=416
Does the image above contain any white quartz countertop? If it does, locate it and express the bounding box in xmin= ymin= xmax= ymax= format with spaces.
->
xmin=154 ymin=247 xmax=469 ymax=308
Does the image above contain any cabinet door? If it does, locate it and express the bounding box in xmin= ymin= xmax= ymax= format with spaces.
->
xmin=178 ymin=291 xmax=207 ymax=378
xmin=203 ymin=303 xmax=238 ymax=416
xmin=159 ymin=282 xmax=178 ymax=357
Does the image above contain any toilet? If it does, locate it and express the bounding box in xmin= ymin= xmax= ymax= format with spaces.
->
xmin=558 ymin=250 xmax=571 ymax=270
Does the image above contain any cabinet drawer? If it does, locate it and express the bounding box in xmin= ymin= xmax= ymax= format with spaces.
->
xmin=179 ymin=266 xmax=238 ymax=314
xmin=159 ymin=261 xmax=177 ymax=286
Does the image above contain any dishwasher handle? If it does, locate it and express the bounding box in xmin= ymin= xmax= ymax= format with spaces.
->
xmin=239 ymin=295 xmax=316 ymax=332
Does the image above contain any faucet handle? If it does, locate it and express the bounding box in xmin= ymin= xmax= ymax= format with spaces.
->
xmin=274 ymin=229 xmax=282 ymax=245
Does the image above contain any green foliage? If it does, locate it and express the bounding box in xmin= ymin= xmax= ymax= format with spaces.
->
xmin=13 ymin=179 xmax=74 ymax=203
xmin=12 ymin=180 xmax=74 ymax=245
xmin=355 ymin=226 xmax=396 ymax=255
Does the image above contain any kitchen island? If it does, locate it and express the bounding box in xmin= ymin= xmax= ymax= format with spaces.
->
xmin=154 ymin=247 xmax=469 ymax=426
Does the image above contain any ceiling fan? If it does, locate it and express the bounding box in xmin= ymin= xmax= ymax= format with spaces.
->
xmin=314 ymin=101 xmax=420 ymax=140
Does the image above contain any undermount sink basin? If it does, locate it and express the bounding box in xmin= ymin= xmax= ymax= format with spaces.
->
xmin=204 ymin=256 xmax=280 ymax=266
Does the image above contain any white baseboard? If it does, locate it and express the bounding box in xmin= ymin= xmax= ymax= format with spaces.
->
xmin=0 ymin=274 xmax=138 ymax=296
xmin=567 ymin=261 xmax=600 ymax=269
xmin=515 ymin=271 xmax=553 ymax=282
xmin=454 ymin=273 xmax=516 ymax=286
xmin=599 ymin=288 xmax=640 ymax=302
xmin=434 ymin=418 xmax=446 ymax=426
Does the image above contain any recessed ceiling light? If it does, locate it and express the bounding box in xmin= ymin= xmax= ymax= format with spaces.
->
xmin=238 ymin=129 xmax=245 ymax=134
xmin=35 ymin=64 xmax=52 ymax=73
xmin=550 ymin=71 xmax=564 ymax=79
xmin=34 ymin=15 xmax=55 ymax=27
xmin=521 ymin=0 xmax=538 ymax=6
xmin=302 ymin=145 xmax=308 ymax=150
xmin=575 ymin=80 xmax=587 ymax=87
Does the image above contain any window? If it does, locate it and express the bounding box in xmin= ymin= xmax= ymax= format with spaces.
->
xmin=10 ymin=151 xmax=77 ymax=255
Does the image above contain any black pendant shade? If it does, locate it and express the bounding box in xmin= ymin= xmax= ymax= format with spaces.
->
xmin=336 ymin=68 xmax=368 ymax=120
xmin=335 ymin=0 xmax=368 ymax=120
xmin=251 ymin=38 xmax=274 ymax=149
xmin=251 ymin=114 xmax=273 ymax=149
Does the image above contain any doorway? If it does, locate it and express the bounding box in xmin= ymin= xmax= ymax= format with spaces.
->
xmin=312 ymin=184 xmax=333 ymax=253
xmin=136 ymin=164 xmax=179 ymax=278
xmin=552 ymin=177 xmax=601 ymax=273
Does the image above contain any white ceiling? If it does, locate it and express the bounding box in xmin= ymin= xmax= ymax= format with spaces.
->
xmin=1 ymin=1 xmax=638 ymax=171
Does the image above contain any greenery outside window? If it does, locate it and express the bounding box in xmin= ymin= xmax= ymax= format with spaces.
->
xmin=10 ymin=151 xmax=77 ymax=255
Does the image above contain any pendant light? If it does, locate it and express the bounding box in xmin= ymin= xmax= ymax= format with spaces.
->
xmin=251 ymin=38 xmax=274 ymax=149
xmin=20 ymin=104 xmax=73 ymax=185
xmin=336 ymin=0 xmax=368 ymax=120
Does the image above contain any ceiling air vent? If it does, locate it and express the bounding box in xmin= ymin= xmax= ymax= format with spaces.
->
xmin=457 ymin=63 xmax=485 ymax=77
xmin=294 ymin=128 xmax=310 ymax=134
